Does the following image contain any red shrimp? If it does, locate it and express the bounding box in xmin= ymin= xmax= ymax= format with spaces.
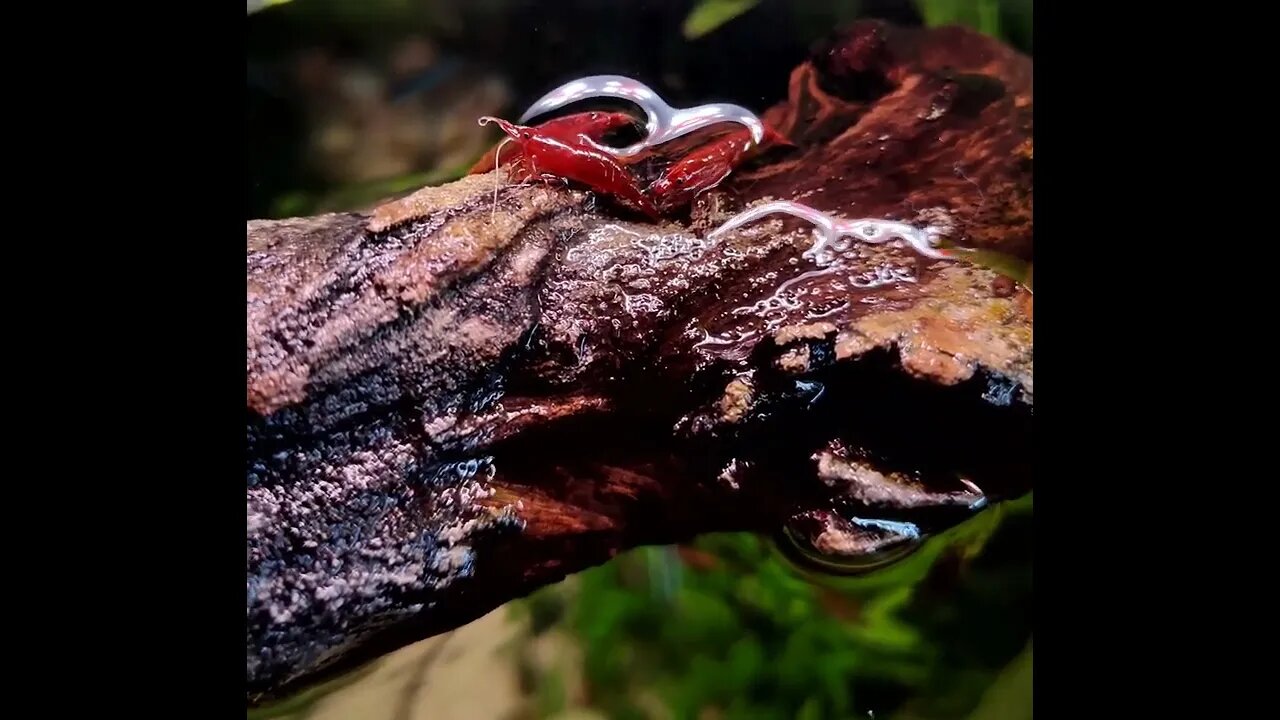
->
xmin=477 ymin=116 xmax=661 ymax=219
xmin=468 ymin=111 xmax=639 ymax=175
xmin=647 ymin=124 xmax=792 ymax=213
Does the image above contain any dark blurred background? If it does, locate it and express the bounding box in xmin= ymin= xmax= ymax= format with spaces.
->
xmin=246 ymin=0 xmax=1032 ymax=220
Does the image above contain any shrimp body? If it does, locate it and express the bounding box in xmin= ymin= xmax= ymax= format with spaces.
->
xmin=478 ymin=116 xmax=660 ymax=219
xmin=470 ymin=74 xmax=796 ymax=219
xmin=647 ymin=125 xmax=791 ymax=213
xmin=468 ymin=111 xmax=638 ymax=175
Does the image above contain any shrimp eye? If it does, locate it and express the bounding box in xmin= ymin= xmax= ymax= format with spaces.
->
xmin=521 ymin=131 xmax=531 ymax=140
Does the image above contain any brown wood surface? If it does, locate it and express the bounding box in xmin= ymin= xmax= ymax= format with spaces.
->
xmin=247 ymin=20 xmax=1033 ymax=707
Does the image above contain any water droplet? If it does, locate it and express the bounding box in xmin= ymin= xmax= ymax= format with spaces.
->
xmin=774 ymin=523 xmax=923 ymax=576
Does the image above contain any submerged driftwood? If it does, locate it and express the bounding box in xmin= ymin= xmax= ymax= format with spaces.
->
xmin=247 ymin=20 xmax=1033 ymax=706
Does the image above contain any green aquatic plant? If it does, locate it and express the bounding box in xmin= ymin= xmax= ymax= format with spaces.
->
xmin=269 ymin=162 xmax=473 ymax=218
xmin=960 ymin=640 xmax=1032 ymax=720
xmin=512 ymin=493 xmax=1033 ymax=720
xmin=919 ymin=0 xmax=1033 ymax=52
xmin=247 ymin=0 xmax=294 ymax=15
xmin=681 ymin=0 xmax=761 ymax=39
xmin=682 ymin=0 xmax=1033 ymax=54
xmin=918 ymin=0 xmax=1003 ymax=37
xmin=945 ymin=247 xmax=1033 ymax=290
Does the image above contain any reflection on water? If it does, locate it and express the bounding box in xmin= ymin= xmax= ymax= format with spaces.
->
xmin=254 ymin=494 xmax=1031 ymax=720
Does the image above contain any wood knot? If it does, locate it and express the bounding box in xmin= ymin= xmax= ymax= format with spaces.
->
xmin=991 ymin=275 xmax=1016 ymax=297
xmin=811 ymin=21 xmax=896 ymax=104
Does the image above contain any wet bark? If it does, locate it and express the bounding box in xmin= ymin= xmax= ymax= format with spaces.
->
xmin=247 ymin=20 xmax=1033 ymax=707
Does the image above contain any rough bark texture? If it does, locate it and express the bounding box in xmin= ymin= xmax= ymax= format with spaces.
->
xmin=247 ymin=20 xmax=1033 ymax=707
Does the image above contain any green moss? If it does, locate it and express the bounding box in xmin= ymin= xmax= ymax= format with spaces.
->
xmin=512 ymin=493 xmax=1033 ymax=719
xmin=682 ymin=0 xmax=1033 ymax=53
xmin=269 ymin=163 xmax=473 ymax=218
xmin=682 ymin=0 xmax=762 ymax=40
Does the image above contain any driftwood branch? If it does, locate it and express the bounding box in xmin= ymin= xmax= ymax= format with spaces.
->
xmin=246 ymin=20 xmax=1033 ymax=707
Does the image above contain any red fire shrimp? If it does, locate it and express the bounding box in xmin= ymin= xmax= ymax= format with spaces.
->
xmin=476 ymin=115 xmax=661 ymax=219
